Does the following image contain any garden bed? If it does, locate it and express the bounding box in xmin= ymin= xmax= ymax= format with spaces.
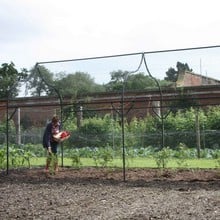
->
xmin=0 ymin=167 xmax=219 ymax=219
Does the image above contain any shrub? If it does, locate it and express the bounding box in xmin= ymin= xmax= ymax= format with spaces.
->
xmin=153 ymin=147 xmax=172 ymax=169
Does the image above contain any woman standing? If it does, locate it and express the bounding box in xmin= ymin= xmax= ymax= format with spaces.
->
xmin=43 ymin=115 xmax=61 ymax=174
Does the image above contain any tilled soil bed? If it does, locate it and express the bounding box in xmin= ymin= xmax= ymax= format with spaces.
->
xmin=0 ymin=167 xmax=219 ymax=220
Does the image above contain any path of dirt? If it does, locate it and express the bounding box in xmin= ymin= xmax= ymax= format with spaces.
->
xmin=0 ymin=168 xmax=219 ymax=220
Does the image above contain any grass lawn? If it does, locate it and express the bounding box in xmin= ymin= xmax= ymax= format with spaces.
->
xmin=30 ymin=157 xmax=220 ymax=169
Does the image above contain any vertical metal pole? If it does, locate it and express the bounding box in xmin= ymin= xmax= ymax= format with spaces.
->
xmin=122 ymin=84 xmax=126 ymax=182
xmin=17 ymin=108 xmax=21 ymax=145
xmin=6 ymin=92 xmax=9 ymax=175
xmin=161 ymin=103 xmax=165 ymax=149
xmin=196 ymin=110 xmax=201 ymax=158
xmin=60 ymin=96 xmax=64 ymax=167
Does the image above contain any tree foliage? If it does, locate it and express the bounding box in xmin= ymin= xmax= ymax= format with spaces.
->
xmin=53 ymin=71 xmax=105 ymax=97
xmin=206 ymin=106 xmax=220 ymax=129
xmin=64 ymin=106 xmax=220 ymax=151
xmin=27 ymin=65 xmax=54 ymax=96
xmin=27 ymin=67 xmax=105 ymax=97
xmin=27 ymin=66 xmax=174 ymax=97
xmin=105 ymin=70 xmax=163 ymax=91
xmin=105 ymin=70 xmax=129 ymax=91
xmin=164 ymin=61 xmax=193 ymax=82
xmin=0 ymin=62 xmax=27 ymax=98
xmin=69 ymin=115 xmax=121 ymax=148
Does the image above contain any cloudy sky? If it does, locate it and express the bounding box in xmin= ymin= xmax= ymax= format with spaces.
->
xmin=1 ymin=0 xmax=220 ymax=84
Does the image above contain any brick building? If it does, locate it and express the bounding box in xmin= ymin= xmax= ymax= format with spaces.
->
xmin=176 ymin=71 xmax=220 ymax=87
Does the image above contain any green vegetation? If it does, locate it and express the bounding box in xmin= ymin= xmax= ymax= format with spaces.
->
xmin=1 ymin=144 xmax=219 ymax=170
xmin=0 ymin=62 xmax=27 ymax=98
xmin=1 ymin=99 xmax=220 ymax=171
xmin=24 ymin=157 xmax=220 ymax=169
xmin=63 ymin=107 xmax=220 ymax=151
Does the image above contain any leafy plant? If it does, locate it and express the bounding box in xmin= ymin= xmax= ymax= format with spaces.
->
xmin=153 ymin=147 xmax=172 ymax=169
xmin=23 ymin=150 xmax=36 ymax=168
xmin=175 ymin=143 xmax=189 ymax=167
xmin=9 ymin=147 xmax=23 ymax=167
xmin=216 ymin=158 xmax=220 ymax=168
xmin=47 ymin=153 xmax=58 ymax=175
xmin=92 ymin=146 xmax=113 ymax=167
xmin=210 ymin=149 xmax=220 ymax=159
xmin=0 ymin=147 xmax=6 ymax=169
xmin=69 ymin=149 xmax=82 ymax=168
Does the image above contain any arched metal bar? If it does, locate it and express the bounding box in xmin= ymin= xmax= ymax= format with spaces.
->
xmin=34 ymin=63 xmax=64 ymax=167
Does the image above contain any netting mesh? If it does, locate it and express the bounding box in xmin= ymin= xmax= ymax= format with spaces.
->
xmin=1 ymin=46 xmax=220 ymax=175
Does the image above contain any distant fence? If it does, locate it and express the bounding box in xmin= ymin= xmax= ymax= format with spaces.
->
xmin=1 ymin=129 xmax=220 ymax=149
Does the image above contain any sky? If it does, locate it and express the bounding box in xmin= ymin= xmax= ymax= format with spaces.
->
xmin=1 ymin=0 xmax=220 ymax=86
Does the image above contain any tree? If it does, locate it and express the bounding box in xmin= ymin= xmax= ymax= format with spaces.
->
xmin=176 ymin=62 xmax=192 ymax=73
xmin=105 ymin=70 xmax=161 ymax=92
xmin=164 ymin=61 xmax=193 ymax=82
xmin=164 ymin=67 xmax=177 ymax=82
xmin=27 ymin=65 xmax=54 ymax=96
xmin=126 ymin=73 xmax=156 ymax=90
xmin=53 ymin=71 xmax=105 ymax=97
xmin=0 ymin=62 xmax=27 ymax=98
xmin=104 ymin=70 xmax=129 ymax=91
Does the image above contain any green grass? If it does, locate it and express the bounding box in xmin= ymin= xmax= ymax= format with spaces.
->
xmin=29 ymin=157 xmax=220 ymax=169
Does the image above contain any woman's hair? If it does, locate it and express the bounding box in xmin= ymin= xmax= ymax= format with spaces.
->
xmin=51 ymin=115 xmax=59 ymax=123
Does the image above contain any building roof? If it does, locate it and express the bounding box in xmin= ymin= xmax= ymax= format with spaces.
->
xmin=176 ymin=71 xmax=220 ymax=87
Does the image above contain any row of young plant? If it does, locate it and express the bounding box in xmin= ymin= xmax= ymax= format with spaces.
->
xmin=66 ymin=144 xmax=220 ymax=168
xmin=0 ymin=144 xmax=36 ymax=169
xmin=1 ymin=143 xmax=220 ymax=169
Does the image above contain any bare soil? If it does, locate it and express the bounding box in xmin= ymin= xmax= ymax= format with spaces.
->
xmin=0 ymin=167 xmax=219 ymax=220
